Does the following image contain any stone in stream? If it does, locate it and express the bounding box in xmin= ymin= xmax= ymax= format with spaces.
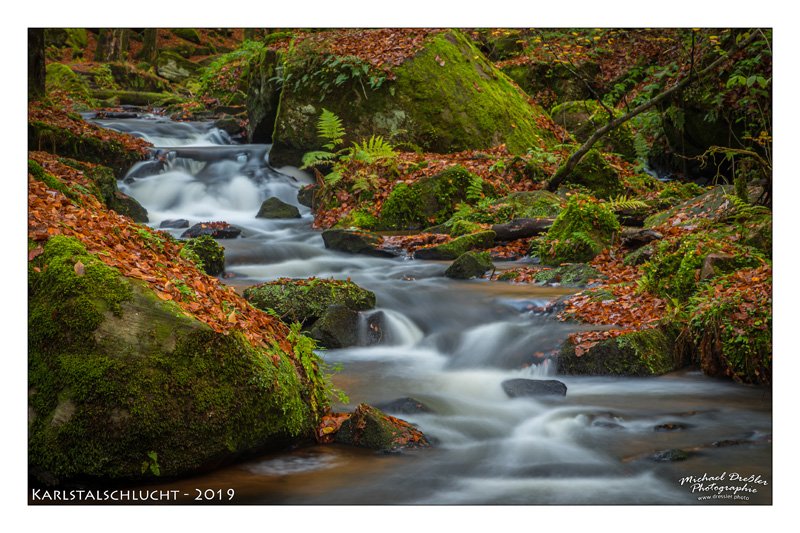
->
xmin=333 ymin=403 xmax=430 ymax=452
xmin=160 ymin=218 xmax=190 ymax=229
xmin=649 ymin=449 xmax=690 ymax=462
xmin=308 ymin=305 xmax=360 ymax=349
xmin=654 ymin=422 xmax=691 ymax=432
xmin=501 ymin=378 xmax=568 ymax=398
xmin=492 ymin=218 xmax=554 ymax=241
xmin=444 ymin=251 xmax=494 ymax=279
xmin=181 ymin=222 xmax=241 ymax=239
xmin=321 ymin=229 xmax=397 ymax=258
xmin=256 ymin=196 xmax=301 ymax=219
xmin=374 ymin=397 xmax=434 ymax=415
xmin=413 ymin=231 xmax=496 ymax=261
xmin=297 ymin=185 xmax=319 ymax=209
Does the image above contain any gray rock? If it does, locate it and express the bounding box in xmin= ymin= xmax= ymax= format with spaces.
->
xmin=501 ymin=378 xmax=567 ymax=398
xmin=374 ymin=397 xmax=433 ymax=415
xmin=160 ymin=219 xmax=190 ymax=229
xmin=621 ymin=228 xmax=663 ymax=249
xmin=321 ymin=229 xmax=397 ymax=257
xmin=492 ymin=218 xmax=554 ymax=241
xmin=309 ymin=305 xmax=360 ymax=349
xmin=445 ymin=251 xmax=494 ymax=279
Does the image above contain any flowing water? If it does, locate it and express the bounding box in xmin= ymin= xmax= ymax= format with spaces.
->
xmin=89 ymin=114 xmax=772 ymax=505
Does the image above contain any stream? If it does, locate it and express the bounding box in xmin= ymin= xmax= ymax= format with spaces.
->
xmin=88 ymin=113 xmax=772 ymax=505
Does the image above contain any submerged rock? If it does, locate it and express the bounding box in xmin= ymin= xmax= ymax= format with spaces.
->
xmin=374 ymin=397 xmax=434 ymax=415
xmin=334 ymin=404 xmax=430 ymax=451
xmin=28 ymin=236 xmax=326 ymax=485
xmin=649 ymin=449 xmax=690 ymax=462
xmin=256 ymin=197 xmax=301 ymax=219
xmin=501 ymin=378 xmax=568 ymax=398
xmin=181 ymin=222 xmax=241 ymax=239
xmin=445 ymin=251 xmax=494 ymax=279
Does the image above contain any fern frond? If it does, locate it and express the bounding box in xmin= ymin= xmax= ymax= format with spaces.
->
xmin=725 ymin=194 xmax=770 ymax=220
xmin=317 ymin=108 xmax=345 ymax=149
xmin=300 ymin=150 xmax=337 ymax=170
xmin=323 ymin=170 xmax=345 ymax=186
xmin=466 ymin=175 xmax=484 ymax=203
xmin=608 ymin=195 xmax=649 ymax=211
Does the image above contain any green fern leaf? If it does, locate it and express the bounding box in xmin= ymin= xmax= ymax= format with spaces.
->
xmin=317 ymin=108 xmax=345 ymax=149
xmin=324 ymin=170 xmax=344 ymax=186
xmin=300 ymin=150 xmax=337 ymax=170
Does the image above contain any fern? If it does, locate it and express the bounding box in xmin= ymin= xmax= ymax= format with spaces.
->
xmin=351 ymin=135 xmax=397 ymax=164
xmin=608 ymin=195 xmax=649 ymax=211
xmin=323 ymin=170 xmax=344 ymax=187
xmin=725 ymin=194 xmax=770 ymax=221
xmin=317 ymin=108 xmax=345 ymax=150
xmin=466 ymin=175 xmax=484 ymax=202
xmin=300 ymin=150 xmax=337 ymax=170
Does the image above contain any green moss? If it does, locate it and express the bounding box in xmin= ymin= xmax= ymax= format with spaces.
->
xmin=533 ymin=263 xmax=605 ymax=287
xmin=444 ymin=251 xmax=494 ymax=279
xmin=561 ymin=149 xmax=623 ymax=199
xmin=640 ymin=230 xmax=767 ymax=300
xmin=535 ymin=194 xmax=619 ymax=265
xmin=644 ymin=185 xmax=726 ymax=228
xmin=378 ymin=183 xmax=422 ymax=229
xmin=415 ymin=230 xmax=496 ymax=260
xmin=28 ymin=159 xmax=78 ymax=200
xmin=333 ymin=208 xmax=379 ymax=230
xmin=29 ymin=236 xmax=327 ymax=484
xmin=45 ymin=63 xmax=95 ymax=108
xmin=558 ymin=327 xmax=679 ymax=376
xmin=172 ymin=28 xmax=201 ymax=44
xmin=181 ymin=236 xmax=225 ymax=276
xmin=243 ymin=278 xmax=376 ymax=325
xmin=450 ymin=219 xmax=482 ymax=237
xmin=551 ymin=100 xmax=636 ymax=161
xmin=688 ymin=270 xmax=771 ymax=385
xmin=90 ymin=64 xmax=118 ymax=90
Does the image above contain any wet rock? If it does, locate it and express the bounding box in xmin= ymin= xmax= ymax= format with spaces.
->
xmin=699 ymin=253 xmax=737 ymax=280
xmin=334 ymin=403 xmax=430 ymax=451
xmin=492 ymin=218 xmax=554 ymax=241
xmin=445 ymin=251 xmax=494 ymax=279
xmin=650 ymin=449 xmax=690 ymax=462
xmin=256 ymin=197 xmax=301 ymax=219
xmin=533 ymin=263 xmax=605 ymax=287
xmin=501 ymin=378 xmax=567 ymax=398
xmin=321 ymin=229 xmax=397 ymax=258
xmin=109 ymin=191 xmax=148 ymax=223
xmin=374 ymin=397 xmax=434 ymax=415
xmin=181 ymin=235 xmax=225 ymax=276
xmin=159 ymin=219 xmax=190 ymax=229
xmin=181 ymin=222 xmax=241 ymax=239
xmin=621 ymin=228 xmax=663 ymax=249
xmin=308 ymin=305 xmax=360 ymax=349
xmin=214 ymin=116 xmax=245 ymax=137
xmin=297 ymin=185 xmax=318 ymax=209
xmin=362 ymin=311 xmax=386 ymax=345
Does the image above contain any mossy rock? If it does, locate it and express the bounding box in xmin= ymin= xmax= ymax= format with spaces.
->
xmin=688 ymin=269 xmax=772 ymax=385
xmin=266 ymin=29 xmax=557 ymax=167
xmin=308 ymin=305 xmax=361 ymax=349
xmin=106 ymin=63 xmax=172 ymax=92
xmin=45 ymin=28 xmax=88 ymax=52
xmin=46 ymin=63 xmax=95 ymax=108
xmin=493 ymin=191 xmax=564 ymax=219
xmin=378 ymin=166 xmax=482 ymax=230
xmin=551 ymin=100 xmax=636 ymax=161
xmin=414 ymin=230 xmax=496 ymax=260
xmin=29 ymin=236 xmax=326 ymax=484
xmin=243 ymin=277 xmax=376 ymax=326
xmin=28 ymin=121 xmax=144 ymax=179
xmin=172 ymin=28 xmax=202 ymax=44
xmin=321 ymin=228 xmax=396 ymax=257
xmin=644 ymin=185 xmax=729 ymax=228
xmin=333 ymin=209 xmax=378 ymax=230
xmin=444 ymin=251 xmax=494 ymax=279
xmin=533 ymin=263 xmax=605 ymax=287
xmin=535 ymin=194 xmax=619 ymax=265
xmin=91 ymin=89 xmax=184 ymax=107
xmin=156 ymin=50 xmax=201 ymax=82
xmin=560 ymin=149 xmax=624 ymax=199
xmin=256 ymin=197 xmax=301 ymax=219
xmin=450 ymin=219 xmax=482 ymax=237
xmin=558 ymin=327 xmax=682 ymax=376
xmin=334 ymin=404 xmax=429 ymax=451
xmin=180 ymin=235 xmax=225 ymax=276
xmin=501 ymin=60 xmax=600 ymax=108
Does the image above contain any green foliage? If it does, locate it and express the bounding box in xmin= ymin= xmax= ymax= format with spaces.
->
xmin=450 ymin=219 xmax=482 ymax=237
xmin=45 ymin=63 xmax=96 ymax=109
xmin=181 ymin=235 xmax=225 ymax=276
xmin=91 ymin=64 xmax=118 ymax=91
xmin=287 ymin=323 xmax=348 ymax=409
xmin=607 ymin=195 xmax=649 ymax=212
xmin=316 ymin=108 xmax=346 ymax=150
xmin=198 ymin=40 xmax=267 ymax=104
xmin=278 ymin=51 xmax=386 ymax=101
xmin=379 ymin=183 xmax=422 ymax=228
xmin=535 ymin=194 xmax=619 ymax=264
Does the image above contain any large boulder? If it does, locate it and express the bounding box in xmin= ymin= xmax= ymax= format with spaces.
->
xmin=156 ymin=50 xmax=201 ymax=82
xmin=558 ymin=327 xmax=684 ymax=376
xmin=29 ymin=236 xmax=326 ymax=485
xmin=333 ymin=404 xmax=430 ymax=451
xmin=181 ymin=222 xmax=241 ymax=239
xmin=260 ymin=29 xmax=558 ymax=167
xmin=308 ymin=305 xmax=361 ymax=349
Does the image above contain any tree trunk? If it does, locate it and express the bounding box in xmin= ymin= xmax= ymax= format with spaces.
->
xmin=95 ymin=29 xmax=129 ymax=62
xmin=28 ymin=28 xmax=46 ymax=100
xmin=138 ymin=28 xmax=158 ymax=63
xmin=546 ymin=31 xmax=759 ymax=192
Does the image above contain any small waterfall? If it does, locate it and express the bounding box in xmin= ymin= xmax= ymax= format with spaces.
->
xmin=358 ymin=309 xmax=424 ymax=347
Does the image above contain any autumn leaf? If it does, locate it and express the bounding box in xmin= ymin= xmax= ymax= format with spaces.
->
xmin=74 ymin=261 xmax=85 ymax=276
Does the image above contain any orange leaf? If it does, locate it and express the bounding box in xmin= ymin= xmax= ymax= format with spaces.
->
xmin=74 ymin=261 xmax=85 ymax=276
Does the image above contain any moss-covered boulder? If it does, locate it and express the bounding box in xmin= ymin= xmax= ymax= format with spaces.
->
xmin=243 ymin=277 xmax=375 ymax=326
xmin=105 ymin=63 xmax=172 ymax=92
xmin=644 ymin=185 xmax=729 ymax=229
xmin=559 ymin=149 xmax=624 ymax=199
xmin=378 ymin=166 xmax=483 ymax=230
xmin=551 ymin=100 xmax=636 ymax=161
xmin=445 ymin=251 xmax=494 ymax=279
xmin=29 ymin=236 xmax=327 ymax=484
xmin=688 ymin=267 xmax=772 ymax=385
xmin=558 ymin=327 xmax=683 ymax=376
xmin=256 ymin=197 xmax=301 ymax=219
xmin=321 ymin=228 xmax=396 ymax=257
xmin=501 ymin=60 xmax=600 ymax=108
xmin=414 ymin=230 xmax=496 ymax=260
xmin=308 ymin=305 xmax=360 ymax=349
xmin=91 ymin=89 xmax=183 ymax=107
xmin=180 ymin=235 xmax=225 ymax=276
xmin=172 ymin=28 xmax=201 ymax=44
xmin=334 ymin=404 xmax=429 ymax=451
xmin=264 ymin=30 xmax=558 ymax=167
xmin=534 ymin=194 xmax=619 ymax=265
xmin=45 ymin=63 xmax=94 ymax=108
xmin=156 ymin=50 xmax=201 ymax=82
xmin=533 ymin=263 xmax=605 ymax=287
